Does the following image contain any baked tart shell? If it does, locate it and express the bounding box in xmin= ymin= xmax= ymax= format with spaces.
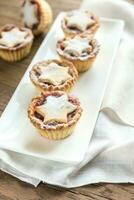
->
xmin=37 ymin=124 xmax=76 ymax=139
xmin=59 ymin=54 xmax=97 ymax=73
xmin=0 ymin=42 xmax=33 ymax=62
xmin=34 ymin=0 xmax=53 ymax=35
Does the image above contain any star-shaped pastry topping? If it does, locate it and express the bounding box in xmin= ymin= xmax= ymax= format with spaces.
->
xmin=0 ymin=27 xmax=28 ymax=48
xmin=22 ymin=0 xmax=38 ymax=28
xmin=36 ymin=94 xmax=77 ymax=123
xmin=66 ymin=12 xmax=94 ymax=31
xmin=38 ymin=62 xmax=71 ymax=85
xmin=64 ymin=37 xmax=92 ymax=57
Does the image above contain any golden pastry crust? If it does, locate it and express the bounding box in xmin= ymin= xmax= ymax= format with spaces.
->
xmin=62 ymin=11 xmax=100 ymax=38
xmin=57 ymin=34 xmax=99 ymax=72
xmin=21 ymin=0 xmax=53 ymax=36
xmin=28 ymin=91 xmax=82 ymax=139
xmin=29 ymin=59 xmax=78 ymax=93
xmin=0 ymin=24 xmax=34 ymax=62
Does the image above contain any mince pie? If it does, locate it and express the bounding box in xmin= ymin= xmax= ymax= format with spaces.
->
xmin=29 ymin=59 xmax=78 ymax=93
xmin=57 ymin=34 xmax=99 ymax=72
xmin=0 ymin=24 xmax=33 ymax=62
xmin=28 ymin=91 xmax=82 ymax=139
xmin=62 ymin=10 xmax=99 ymax=37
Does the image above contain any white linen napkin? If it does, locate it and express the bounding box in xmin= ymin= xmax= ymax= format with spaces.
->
xmin=0 ymin=0 xmax=134 ymax=187
xmin=81 ymin=0 xmax=134 ymax=127
xmin=102 ymin=40 xmax=134 ymax=126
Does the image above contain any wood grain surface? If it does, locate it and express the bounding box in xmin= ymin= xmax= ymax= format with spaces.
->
xmin=0 ymin=0 xmax=134 ymax=199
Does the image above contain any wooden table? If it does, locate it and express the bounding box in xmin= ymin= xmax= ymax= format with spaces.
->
xmin=0 ymin=0 xmax=134 ymax=199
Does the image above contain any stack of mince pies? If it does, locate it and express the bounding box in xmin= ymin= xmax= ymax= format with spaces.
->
xmin=0 ymin=0 xmax=53 ymax=62
xmin=28 ymin=10 xmax=100 ymax=140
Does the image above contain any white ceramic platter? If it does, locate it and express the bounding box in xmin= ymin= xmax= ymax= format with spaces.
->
xmin=0 ymin=13 xmax=124 ymax=164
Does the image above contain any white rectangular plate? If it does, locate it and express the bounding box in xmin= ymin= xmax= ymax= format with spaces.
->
xmin=0 ymin=13 xmax=124 ymax=164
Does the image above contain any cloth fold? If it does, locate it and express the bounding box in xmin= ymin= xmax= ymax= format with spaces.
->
xmin=101 ymin=40 xmax=134 ymax=126
xmin=0 ymin=0 xmax=134 ymax=187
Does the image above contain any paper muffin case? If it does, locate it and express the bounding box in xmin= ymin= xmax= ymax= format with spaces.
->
xmin=59 ymin=55 xmax=97 ymax=73
xmin=0 ymin=42 xmax=32 ymax=62
xmin=33 ymin=0 xmax=53 ymax=36
xmin=37 ymin=123 xmax=76 ymax=140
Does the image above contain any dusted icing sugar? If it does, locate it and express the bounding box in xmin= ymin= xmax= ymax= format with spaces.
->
xmin=66 ymin=12 xmax=94 ymax=31
xmin=36 ymin=94 xmax=77 ymax=123
xmin=0 ymin=27 xmax=28 ymax=48
xmin=63 ymin=37 xmax=92 ymax=57
xmin=38 ymin=62 xmax=71 ymax=85
xmin=22 ymin=0 xmax=38 ymax=28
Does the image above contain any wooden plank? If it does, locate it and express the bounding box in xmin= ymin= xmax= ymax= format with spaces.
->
xmin=1 ymin=170 xmax=134 ymax=200
xmin=0 ymin=83 xmax=15 ymax=115
xmin=0 ymin=171 xmax=91 ymax=200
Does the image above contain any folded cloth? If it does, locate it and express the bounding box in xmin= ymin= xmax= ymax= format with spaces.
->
xmin=0 ymin=0 xmax=134 ymax=187
xmin=102 ymin=40 xmax=134 ymax=126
